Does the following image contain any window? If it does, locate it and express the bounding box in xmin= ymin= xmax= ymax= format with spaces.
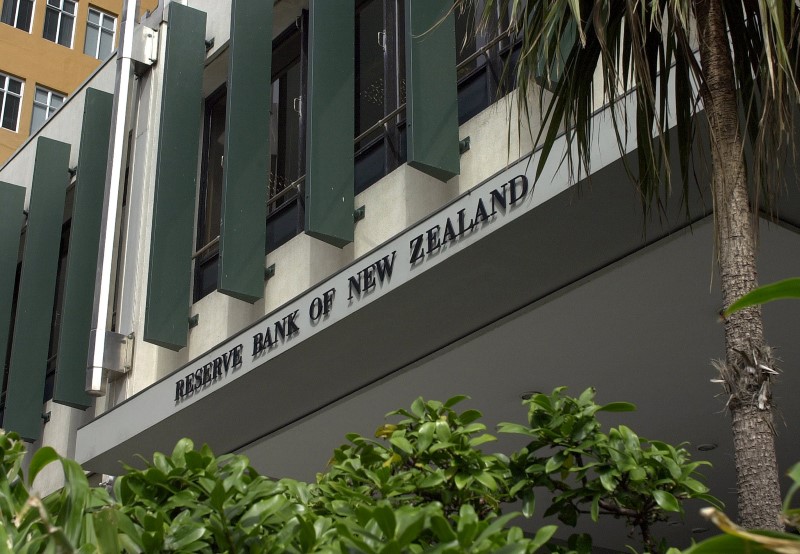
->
xmin=43 ymin=0 xmax=75 ymax=47
xmin=1 ymin=0 xmax=34 ymax=32
xmin=30 ymin=86 xmax=64 ymax=133
xmin=0 ymin=73 xmax=22 ymax=132
xmin=43 ymin=218 xmax=70 ymax=403
xmin=351 ymin=0 xmax=502 ymax=192
xmin=194 ymin=23 xmax=308 ymax=302
xmin=192 ymin=5 xmax=507 ymax=301
xmin=193 ymin=86 xmax=226 ymax=302
xmin=84 ymin=8 xmax=115 ymax=59
xmin=354 ymin=0 xmax=406 ymax=193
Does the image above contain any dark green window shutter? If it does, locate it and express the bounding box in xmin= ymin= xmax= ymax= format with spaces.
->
xmin=4 ymin=137 xmax=70 ymax=441
xmin=144 ymin=3 xmax=207 ymax=350
xmin=218 ymin=0 xmax=273 ymax=302
xmin=405 ymin=0 xmax=459 ymax=181
xmin=305 ymin=0 xmax=354 ymax=248
xmin=0 ymin=181 xmax=25 ymax=400
xmin=53 ymin=89 xmax=113 ymax=409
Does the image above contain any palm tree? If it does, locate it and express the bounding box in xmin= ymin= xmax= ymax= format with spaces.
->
xmin=455 ymin=0 xmax=799 ymax=530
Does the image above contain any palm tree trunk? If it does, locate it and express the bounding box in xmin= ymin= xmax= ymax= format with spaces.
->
xmin=694 ymin=0 xmax=782 ymax=530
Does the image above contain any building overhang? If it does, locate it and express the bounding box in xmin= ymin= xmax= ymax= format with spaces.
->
xmin=76 ymin=100 xmax=719 ymax=471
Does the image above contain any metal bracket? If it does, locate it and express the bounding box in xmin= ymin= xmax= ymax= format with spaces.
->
xmin=41 ymin=411 xmax=51 ymax=423
xmin=265 ymin=264 xmax=276 ymax=280
xmin=205 ymin=37 xmax=215 ymax=51
xmin=459 ymin=136 xmax=471 ymax=155
xmin=188 ymin=314 xmax=199 ymax=329
xmin=354 ymin=206 xmax=366 ymax=222
xmin=131 ymin=26 xmax=159 ymax=72
xmin=100 ymin=330 xmax=133 ymax=376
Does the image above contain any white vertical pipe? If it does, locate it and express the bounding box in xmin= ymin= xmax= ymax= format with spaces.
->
xmin=86 ymin=0 xmax=141 ymax=395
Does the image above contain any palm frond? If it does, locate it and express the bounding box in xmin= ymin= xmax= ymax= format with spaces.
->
xmin=461 ymin=0 xmax=800 ymax=224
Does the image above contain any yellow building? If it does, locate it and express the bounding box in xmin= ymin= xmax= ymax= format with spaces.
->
xmin=0 ymin=0 xmax=156 ymax=162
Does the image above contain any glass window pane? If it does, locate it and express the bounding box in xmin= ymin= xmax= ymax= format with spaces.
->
xmin=30 ymin=103 xmax=45 ymax=132
xmin=200 ymin=92 xmax=226 ymax=247
xmin=47 ymin=0 xmax=58 ymax=7
xmin=43 ymin=9 xmax=58 ymax=41
xmin=1 ymin=0 xmax=16 ymax=26
xmin=84 ymin=24 xmax=98 ymax=56
xmin=2 ymin=94 xmax=20 ymax=130
xmin=355 ymin=0 xmax=384 ymax=140
xmin=63 ymin=0 xmax=75 ymax=14
xmin=7 ymin=78 xmax=20 ymax=94
xmin=58 ymin=14 xmax=73 ymax=46
xmin=35 ymin=87 xmax=48 ymax=103
xmin=51 ymin=94 xmax=64 ymax=109
xmin=101 ymin=14 xmax=114 ymax=30
xmin=17 ymin=0 xmax=33 ymax=30
xmin=87 ymin=9 xmax=99 ymax=24
xmin=98 ymin=29 xmax=112 ymax=58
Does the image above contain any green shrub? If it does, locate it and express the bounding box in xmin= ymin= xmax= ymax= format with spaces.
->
xmin=0 ymin=387 xmax=717 ymax=553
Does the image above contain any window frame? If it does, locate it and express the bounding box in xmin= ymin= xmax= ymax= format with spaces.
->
xmin=0 ymin=73 xmax=23 ymax=133
xmin=30 ymin=85 xmax=65 ymax=133
xmin=84 ymin=7 xmax=116 ymax=59
xmin=192 ymin=84 xmax=227 ymax=303
xmin=42 ymin=0 xmax=76 ymax=48
xmin=1 ymin=0 xmax=35 ymax=32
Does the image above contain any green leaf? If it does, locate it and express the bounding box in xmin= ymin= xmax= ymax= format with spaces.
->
xmin=652 ymin=490 xmax=681 ymax=512
xmin=27 ymin=447 xmax=59 ymax=486
xmin=434 ymin=420 xmax=452 ymax=442
xmin=788 ymin=462 xmax=800 ymax=485
xmin=468 ymin=434 xmax=496 ymax=448
xmin=390 ymin=436 xmax=413 ymax=456
xmin=545 ymin=452 xmax=566 ymax=474
xmin=683 ymin=533 xmax=777 ymax=553
xmin=598 ymin=402 xmax=636 ymax=412
xmin=530 ymin=525 xmax=558 ymax=550
xmin=723 ymin=278 xmax=800 ymax=317
xmin=599 ymin=472 xmax=617 ymax=492
xmin=459 ymin=410 xmax=483 ymax=425
xmin=166 ymin=525 xmax=206 ymax=550
xmin=474 ymin=471 xmax=498 ymax=491
xmin=522 ymin=492 xmax=535 ymax=518
xmin=444 ymin=395 xmax=469 ymax=408
xmin=429 ymin=514 xmax=457 ymax=542
xmin=410 ymin=397 xmax=425 ymax=418
xmin=372 ymin=504 xmax=396 ymax=538
xmin=417 ymin=421 xmax=435 ymax=452
xmin=681 ymin=477 xmax=709 ymax=494
xmin=590 ymin=494 xmax=600 ymax=522
xmin=454 ymin=473 xmax=472 ymax=490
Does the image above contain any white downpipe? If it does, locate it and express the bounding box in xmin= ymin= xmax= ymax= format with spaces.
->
xmin=86 ymin=0 xmax=141 ymax=396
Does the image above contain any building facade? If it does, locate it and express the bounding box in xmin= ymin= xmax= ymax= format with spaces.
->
xmin=1 ymin=0 xmax=800 ymax=549
xmin=0 ymin=0 xmax=156 ymax=162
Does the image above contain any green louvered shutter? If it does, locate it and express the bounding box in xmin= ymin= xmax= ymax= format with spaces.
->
xmin=53 ymin=89 xmax=113 ymax=409
xmin=4 ymin=138 xmax=70 ymax=441
xmin=144 ymin=3 xmax=207 ymax=350
xmin=0 ymin=182 xmax=25 ymax=407
xmin=405 ymin=0 xmax=459 ymax=181
xmin=218 ymin=0 xmax=273 ymax=302
xmin=304 ymin=0 xmax=354 ymax=248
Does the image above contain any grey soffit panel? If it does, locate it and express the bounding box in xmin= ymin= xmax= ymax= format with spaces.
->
xmin=144 ymin=3 xmax=207 ymax=350
xmin=53 ymin=88 xmax=113 ymax=409
xmin=218 ymin=0 xmax=273 ymax=303
xmin=405 ymin=0 xmax=459 ymax=181
xmin=305 ymin=0 xmax=354 ymax=248
xmin=4 ymin=137 xmax=70 ymax=441
xmin=0 ymin=182 xmax=25 ymax=405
